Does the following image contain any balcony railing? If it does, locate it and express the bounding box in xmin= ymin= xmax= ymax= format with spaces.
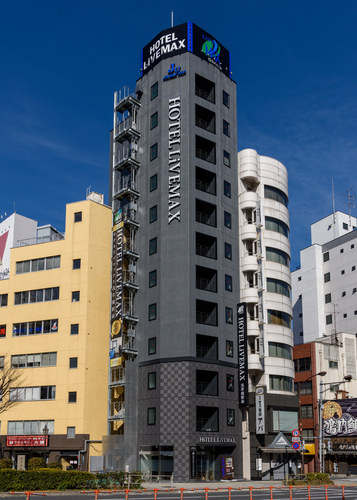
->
xmin=114 ymin=116 xmax=138 ymax=139
xmin=109 ymin=401 xmax=125 ymax=419
xmin=114 ymin=146 xmax=138 ymax=168
xmin=196 ymin=148 xmax=215 ymax=164
xmin=196 ymin=243 xmax=216 ymax=259
xmin=196 ymin=276 xmax=217 ymax=292
xmin=109 ymin=367 xmax=126 ymax=386
xmin=196 ymin=310 xmax=217 ymax=326
xmin=196 ymin=211 xmax=216 ymax=227
xmin=16 ymin=233 xmax=65 ymax=247
xmin=196 ymin=179 xmax=216 ymax=195
xmin=115 ymin=177 xmax=138 ymax=196
xmin=195 ymin=87 xmax=214 ymax=103
xmin=195 ymin=117 xmax=215 ymax=133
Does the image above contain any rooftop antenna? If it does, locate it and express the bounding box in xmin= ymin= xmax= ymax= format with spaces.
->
xmin=341 ymin=187 xmax=355 ymax=228
xmin=171 ymin=10 xmax=173 ymax=28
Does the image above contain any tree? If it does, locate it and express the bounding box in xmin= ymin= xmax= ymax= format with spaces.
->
xmin=0 ymin=362 xmax=25 ymax=415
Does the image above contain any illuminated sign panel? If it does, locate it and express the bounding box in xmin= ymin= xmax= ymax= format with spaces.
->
xmin=6 ymin=436 xmax=48 ymax=447
xmin=141 ymin=23 xmax=231 ymax=78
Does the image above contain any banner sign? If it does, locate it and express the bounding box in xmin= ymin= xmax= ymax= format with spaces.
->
xmin=256 ymin=386 xmax=266 ymax=434
xmin=323 ymin=398 xmax=357 ymax=437
xmin=141 ymin=23 xmax=231 ymax=78
xmin=190 ymin=447 xmax=197 ymax=478
xmin=111 ymin=210 xmax=123 ymax=341
xmin=237 ymin=303 xmax=248 ymax=407
xmin=7 ymin=436 xmax=48 ymax=447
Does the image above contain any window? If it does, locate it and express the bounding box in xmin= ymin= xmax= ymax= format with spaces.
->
xmin=295 ymin=380 xmax=312 ymax=395
xmin=268 ymin=342 xmax=292 ymax=360
xmin=195 ymin=74 xmax=215 ymax=103
xmin=273 ymin=410 xmax=298 ymax=432
xmin=344 ymin=313 xmax=347 ymax=318
xmin=13 ymin=319 xmax=58 ymax=336
xmin=324 ymin=273 xmax=331 ymax=283
xmin=150 ymin=174 xmax=157 ymax=192
xmin=67 ymin=427 xmax=75 ymax=438
xmin=267 ymin=278 xmax=290 ymax=297
xmin=68 ymin=392 xmax=77 ymax=403
xmin=148 ymin=338 xmax=156 ymax=355
xmin=227 ymin=409 xmax=235 ymax=426
xmin=294 ymin=357 xmax=311 ymax=372
xmin=149 ymin=270 xmax=157 ymax=288
xmin=149 ymin=237 xmax=157 ymax=255
xmin=298 ymin=277 xmax=301 ymax=281
xmin=225 ymin=243 xmax=232 ymax=260
xmin=73 ymin=259 xmax=81 ymax=270
xmin=323 ymin=252 xmax=329 ymax=262
xmin=16 ymin=256 xmax=61 ymax=274
xmin=150 ymin=111 xmax=158 ymax=130
xmin=223 ymin=120 xmax=230 ymax=137
xmin=267 ymin=310 xmax=291 ymax=328
xmin=74 ymin=212 xmax=82 ymax=222
xmin=352 ymin=244 xmax=355 ymax=249
xmin=72 ymin=291 xmax=80 ymax=302
xmin=7 ymin=420 xmax=54 ymax=436
xmin=223 ymin=91 xmax=230 ymax=107
xmin=343 ymin=223 xmax=348 ymax=230
xmin=264 ymin=185 xmax=288 ymax=207
xmin=226 ymin=340 xmax=233 ymax=357
xmin=151 ymin=82 xmax=158 ymax=100
xmin=340 ymin=248 xmax=344 ymax=254
xmin=224 ymin=181 xmax=231 ymax=198
xmin=326 ymin=314 xmax=333 ymax=325
xmin=341 ymin=270 xmax=345 ymax=275
xmin=196 ymin=232 xmax=217 ymax=260
xmin=265 ymin=217 xmax=289 ymax=237
xmin=196 ymin=406 xmax=218 ymax=432
xmin=11 ymin=352 xmax=57 ymax=368
xmin=225 ymin=275 xmax=232 ymax=292
xmin=0 ymin=325 xmax=5 ymax=338
xmin=226 ymin=375 xmax=234 ymax=392
xmin=69 ymin=357 xmax=78 ymax=369
xmin=342 ymin=291 xmax=346 ymax=297
xmin=330 ymin=384 xmax=339 ymax=392
xmin=149 ymin=304 xmax=156 ymax=321
xmin=14 ymin=287 xmax=59 ymax=305
xmin=196 ymin=300 xmax=218 ymax=326
xmin=224 ymin=211 xmax=231 ymax=229
xmin=329 ymin=360 xmax=338 ymax=369
xmin=196 ymin=370 xmax=218 ymax=395
xmin=150 ymin=143 xmax=158 ymax=161
xmin=266 ymin=247 xmax=290 ymax=267
xmin=223 ymin=150 xmax=230 ymax=167
xmin=325 ymin=293 xmax=331 ymax=304
xmin=196 ymin=335 xmax=218 ymax=360
xmin=148 ymin=408 xmax=156 ymax=425
xmin=10 ymin=386 xmax=56 ymax=401
xmin=148 ymin=372 xmax=156 ymax=390
xmin=269 ymin=375 xmax=293 ymax=392
xmin=196 ymin=265 xmax=217 ymax=292
xmin=226 ymin=307 xmax=233 ymax=325
xmin=150 ymin=205 xmax=157 ymax=223
xmin=0 ymin=294 xmax=8 ymax=307
xmin=195 ymin=166 xmax=216 ymax=195
xmin=196 ymin=199 xmax=216 ymax=227
xmin=353 ymin=266 xmax=356 ymax=271
xmin=71 ymin=324 xmax=79 ymax=335
xmin=353 ymin=288 xmax=357 ymax=294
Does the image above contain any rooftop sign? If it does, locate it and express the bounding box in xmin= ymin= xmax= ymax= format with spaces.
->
xmin=141 ymin=22 xmax=231 ymax=78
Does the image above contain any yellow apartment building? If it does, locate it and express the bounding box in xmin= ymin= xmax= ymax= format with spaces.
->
xmin=0 ymin=196 xmax=111 ymax=471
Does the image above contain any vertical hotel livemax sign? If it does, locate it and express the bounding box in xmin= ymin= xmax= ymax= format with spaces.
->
xmin=237 ymin=303 xmax=248 ymax=407
xmin=111 ymin=210 xmax=123 ymax=343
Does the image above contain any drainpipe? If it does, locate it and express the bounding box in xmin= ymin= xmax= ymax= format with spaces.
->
xmin=78 ymin=440 xmax=102 ymax=471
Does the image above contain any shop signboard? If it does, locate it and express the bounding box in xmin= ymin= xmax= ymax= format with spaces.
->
xmin=7 ymin=435 xmax=48 ymax=447
xmin=323 ymin=398 xmax=357 ymax=437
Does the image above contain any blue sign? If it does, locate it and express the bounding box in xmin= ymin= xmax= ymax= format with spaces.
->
xmin=163 ymin=63 xmax=186 ymax=82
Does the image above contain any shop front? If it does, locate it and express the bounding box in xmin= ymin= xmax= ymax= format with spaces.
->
xmin=190 ymin=441 xmax=236 ymax=481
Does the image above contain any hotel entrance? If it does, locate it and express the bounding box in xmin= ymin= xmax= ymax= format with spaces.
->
xmin=196 ymin=451 xmax=215 ymax=480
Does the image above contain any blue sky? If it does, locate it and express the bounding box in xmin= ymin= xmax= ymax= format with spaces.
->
xmin=1 ymin=0 xmax=357 ymax=269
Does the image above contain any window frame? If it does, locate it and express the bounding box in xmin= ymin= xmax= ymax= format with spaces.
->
xmin=73 ymin=259 xmax=81 ymax=270
xmin=149 ymin=303 xmax=157 ymax=321
xmin=150 ymin=111 xmax=158 ymax=130
xmin=151 ymin=82 xmax=158 ymax=100
xmin=150 ymin=143 xmax=158 ymax=161
xmin=224 ymin=211 xmax=231 ymax=229
xmin=223 ymin=120 xmax=230 ymax=137
xmin=150 ymin=174 xmax=157 ymax=192
xmin=150 ymin=205 xmax=158 ymax=223
xmin=74 ymin=212 xmax=82 ymax=223
xmin=149 ymin=237 xmax=157 ymax=255
xmin=68 ymin=392 xmax=77 ymax=403
xmin=224 ymin=180 xmax=231 ymax=198
xmin=223 ymin=91 xmax=230 ymax=108
xmin=149 ymin=270 xmax=157 ymax=288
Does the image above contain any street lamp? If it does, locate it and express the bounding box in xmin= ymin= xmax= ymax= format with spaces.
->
xmin=43 ymin=424 xmax=49 ymax=466
xmin=319 ymin=374 xmax=352 ymax=473
xmin=298 ymin=371 xmax=326 ymax=473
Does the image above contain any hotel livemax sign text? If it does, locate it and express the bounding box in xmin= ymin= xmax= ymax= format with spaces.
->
xmin=141 ymin=22 xmax=231 ymax=78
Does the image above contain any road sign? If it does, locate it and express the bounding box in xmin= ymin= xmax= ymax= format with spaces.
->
xmin=292 ymin=437 xmax=300 ymax=442
xmin=292 ymin=429 xmax=300 ymax=437
xmin=292 ymin=442 xmax=300 ymax=450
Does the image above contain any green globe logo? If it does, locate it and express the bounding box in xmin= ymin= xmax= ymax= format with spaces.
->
xmin=202 ymin=39 xmax=221 ymax=64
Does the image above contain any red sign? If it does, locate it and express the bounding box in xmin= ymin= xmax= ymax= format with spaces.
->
xmin=292 ymin=429 xmax=300 ymax=437
xmin=292 ymin=442 xmax=300 ymax=450
xmin=6 ymin=435 xmax=48 ymax=447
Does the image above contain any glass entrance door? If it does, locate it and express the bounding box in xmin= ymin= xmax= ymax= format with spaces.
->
xmin=196 ymin=452 xmax=215 ymax=480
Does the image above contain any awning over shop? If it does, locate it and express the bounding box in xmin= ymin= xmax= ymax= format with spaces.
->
xmin=259 ymin=447 xmax=297 ymax=454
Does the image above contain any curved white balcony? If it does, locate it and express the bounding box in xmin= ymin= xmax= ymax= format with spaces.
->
xmin=240 ymin=223 xmax=257 ymax=241
xmin=248 ymin=354 xmax=264 ymax=373
xmin=247 ymin=320 xmax=259 ymax=337
xmin=239 ymin=150 xmax=259 ymax=183
xmin=241 ymin=255 xmax=258 ymax=273
xmin=241 ymin=286 xmax=259 ymax=303
xmin=239 ymin=191 xmax=258 ymax=210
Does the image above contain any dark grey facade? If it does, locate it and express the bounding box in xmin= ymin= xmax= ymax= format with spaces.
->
xmin=110 ymin=23 xmax=243 ymax=481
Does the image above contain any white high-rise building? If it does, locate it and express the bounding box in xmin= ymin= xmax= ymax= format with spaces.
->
xmin=292 ymin=211 xmax=357 ymax=345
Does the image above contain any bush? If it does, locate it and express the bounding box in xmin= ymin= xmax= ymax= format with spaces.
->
xmin=28 ymin=457 xmax=46 ymax=470
xmin=0 ymin=459 xmax=12 ymax=470
xmin=47 ymin=462 xmax=63 ymax=470
xmin=0 ymin=470 xmax=95 ymax=491
xmin=286 ymin=472 xmax=334 ymax=486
